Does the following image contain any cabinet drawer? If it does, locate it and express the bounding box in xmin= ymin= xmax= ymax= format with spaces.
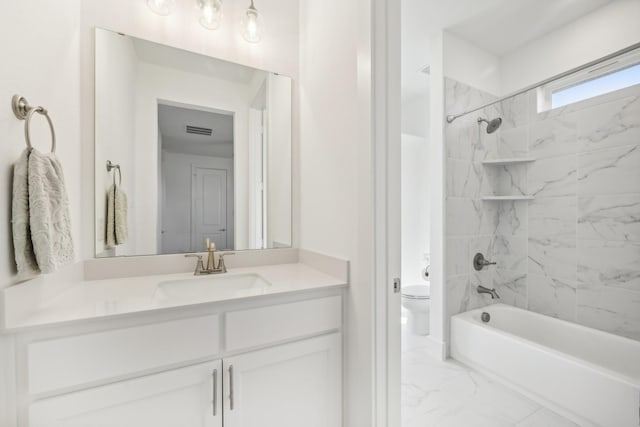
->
xmin=225 ymin=296 xmax=341 ymax=351
xmin=28 ymin=315 xmax=220 ymax=395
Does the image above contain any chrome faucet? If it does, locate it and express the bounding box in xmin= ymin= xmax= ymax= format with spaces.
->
xmin=185 ymin=251 xmax=236 ymax=276
xmin=477 ymin=285 xmax=500 ymax=300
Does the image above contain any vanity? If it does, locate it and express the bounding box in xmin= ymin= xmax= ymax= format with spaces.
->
xmin=2 ymin=249 xmax=347 ymax=426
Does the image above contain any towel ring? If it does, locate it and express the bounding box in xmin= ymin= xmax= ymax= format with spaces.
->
xmin=12 ymin=95 xmax=56 ymax=153
xmin=106 ymin=160 xmax=122 ymax=186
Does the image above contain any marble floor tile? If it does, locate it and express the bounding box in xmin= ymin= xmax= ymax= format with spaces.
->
xmin=401 ymin=331 xmax=576 ymax=427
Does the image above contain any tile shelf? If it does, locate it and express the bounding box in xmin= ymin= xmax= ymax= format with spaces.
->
xmin=481 ymin=158 xmax=536 ymax=166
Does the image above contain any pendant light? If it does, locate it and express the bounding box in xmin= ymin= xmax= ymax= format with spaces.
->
xmin=197 ymin=0 xmax=223 ymax=30
xmin=241 ymin=0 xmax=263 ymax=43
xmin=146 ymin=0 xmax=177 ymax=16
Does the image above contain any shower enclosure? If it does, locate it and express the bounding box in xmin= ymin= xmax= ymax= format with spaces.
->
xmin=444 ymin=43 xmax=640 ymax=342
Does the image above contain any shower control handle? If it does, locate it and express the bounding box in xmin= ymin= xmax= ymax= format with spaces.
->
xmin=473 ymin=252 xmax=496 ymax=271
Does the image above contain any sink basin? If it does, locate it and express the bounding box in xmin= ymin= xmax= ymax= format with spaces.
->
xmin=156 ymin=273 xmax=272 ymax=301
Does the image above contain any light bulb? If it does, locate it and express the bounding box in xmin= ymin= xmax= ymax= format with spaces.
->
xmin=197 ymin=0 xmax=223 ymax=30
xmin=241 ymin=0 xmax=263 ymax=43
xmin=147 ymin=0 xmax=177 ymax=16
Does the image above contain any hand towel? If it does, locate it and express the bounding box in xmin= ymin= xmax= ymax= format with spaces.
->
xmin=27 ymin=149 xmax=75 ymax=274
xmin=106 ymin=183 xmax=128 ymax=247
xmin=12 ymin=149 xmax=40 ymax=277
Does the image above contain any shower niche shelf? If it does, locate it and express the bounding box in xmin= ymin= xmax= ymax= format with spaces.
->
xmin=481 ymin=157 xmax=536 ymax=166
xmin=481 ymin=195 xmax=534 ymax=201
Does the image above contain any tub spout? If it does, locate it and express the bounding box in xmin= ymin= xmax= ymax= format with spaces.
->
xmin=477 ymin=285 xmax=500 ymax=299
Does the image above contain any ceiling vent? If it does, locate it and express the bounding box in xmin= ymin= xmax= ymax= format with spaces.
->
xmin=186 ymin=125 xmax=213 ymax=136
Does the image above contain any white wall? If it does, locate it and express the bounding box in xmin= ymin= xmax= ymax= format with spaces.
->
xmin=401 ymin=95 xmax=430 ymax=138
xmin=501 ymin=0 xmax=640 ymax=94
xmin=133 ymin=62 xmax=253 ymax=253
xmin=161 ymin=151 xmax=234 ymax=253
xmin=0 ymin=2 xmax=82 ymax=290
xmin=299 ymin=0 xmax=374 ymax=424
xmin=266 ymin=74 xmax=292 ymax=248
xmin=444 ymin=32 xmax=501 ymax=96
xmin=0 ymin=5 xmax=82 ymax=425
xmin=401 ymin=134 xmax=430 ymax=286
xmin=95 ymin=30 xmax=138 ymax=257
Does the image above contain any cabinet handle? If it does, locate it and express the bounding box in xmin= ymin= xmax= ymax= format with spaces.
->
xmin=212 ymin=369 xmax=218 ymax=416
xmin=229 ymin=364 xmax=235 ymax=411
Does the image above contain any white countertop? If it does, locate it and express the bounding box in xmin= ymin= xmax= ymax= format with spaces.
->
xmin=3 ymin=262 xmax=347 ymax=331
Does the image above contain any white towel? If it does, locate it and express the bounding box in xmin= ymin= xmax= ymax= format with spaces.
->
xmin=12 ymin=149 xmax=39 ymax=277
xmin=12 ymin=148 xmax=75 ymax=276
xmin=27 ymin=149 xmax=75 ymax=273
xmin=106 ymin=183 xmax=128 ymax=247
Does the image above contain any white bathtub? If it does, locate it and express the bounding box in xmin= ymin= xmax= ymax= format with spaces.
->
xmin=451 ymin=304 xmax=640 ymax=427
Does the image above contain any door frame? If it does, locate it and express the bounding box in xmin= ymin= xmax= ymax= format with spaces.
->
xmin=372 ymin=1 xmax=447 ymax=426
xmin=372 ymin=0 xmax=401 ymax=425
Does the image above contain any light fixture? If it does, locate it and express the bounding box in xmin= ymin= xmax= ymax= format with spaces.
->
xmin=146 ymin=0 xmax=177 ymax=16
xmin=197 ymin=0 xmax=223 ymax=30
xmin=241 ymin=0 xmax=263 ymax=44
xmin=145 ymin=0 xmax=265 ymax=43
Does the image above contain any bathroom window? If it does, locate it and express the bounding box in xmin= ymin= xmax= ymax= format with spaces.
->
xmin=539 ymin=49 xmax=640 ymax=111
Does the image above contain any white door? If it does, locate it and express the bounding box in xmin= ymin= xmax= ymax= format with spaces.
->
xmin=192 ymin=166 xmax=228 ymax=251
xmin=29 ymin=360 xmax=223 ymax=427
xmin=223 ymin=333 xmax=342 ymax=427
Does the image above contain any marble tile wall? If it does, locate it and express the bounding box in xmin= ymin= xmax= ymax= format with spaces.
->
xmin=445 ymin=78 xmax=529 ymax=323
xmin=445 ymin=77 xmax=640 ymax=342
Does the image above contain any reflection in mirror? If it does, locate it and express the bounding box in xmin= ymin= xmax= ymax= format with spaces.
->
xmin=94 ymin=28 xmax=292 ymax=257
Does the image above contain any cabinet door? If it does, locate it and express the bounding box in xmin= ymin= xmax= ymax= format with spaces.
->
xmin=29 ymin=360 xmax=223 ymax=427
xmin=224 ymin=333 xmax=342 ymax=427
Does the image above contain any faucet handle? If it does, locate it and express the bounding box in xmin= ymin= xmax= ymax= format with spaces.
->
xmin=217 ymin=252 xmax=235 ymax=273
xmin=473 ymin=252 xmax=496 ymax=271
xmin=185 ymin=254 xmax=205 ymax=275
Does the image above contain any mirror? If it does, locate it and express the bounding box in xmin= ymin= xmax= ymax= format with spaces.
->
xmin=94 ymin=28 xmax=292 ymax=257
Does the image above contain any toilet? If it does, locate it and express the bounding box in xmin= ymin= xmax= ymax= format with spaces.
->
xmin=401 ymin=284 xmax=431 ymax=335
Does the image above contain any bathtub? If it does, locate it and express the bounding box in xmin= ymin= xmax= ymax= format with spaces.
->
xmin=451 ymin=304 xmax=640 ymax=427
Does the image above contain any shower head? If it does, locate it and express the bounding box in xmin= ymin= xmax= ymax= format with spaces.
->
xmin=477 ymin=117 xmax=502 ymax=134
